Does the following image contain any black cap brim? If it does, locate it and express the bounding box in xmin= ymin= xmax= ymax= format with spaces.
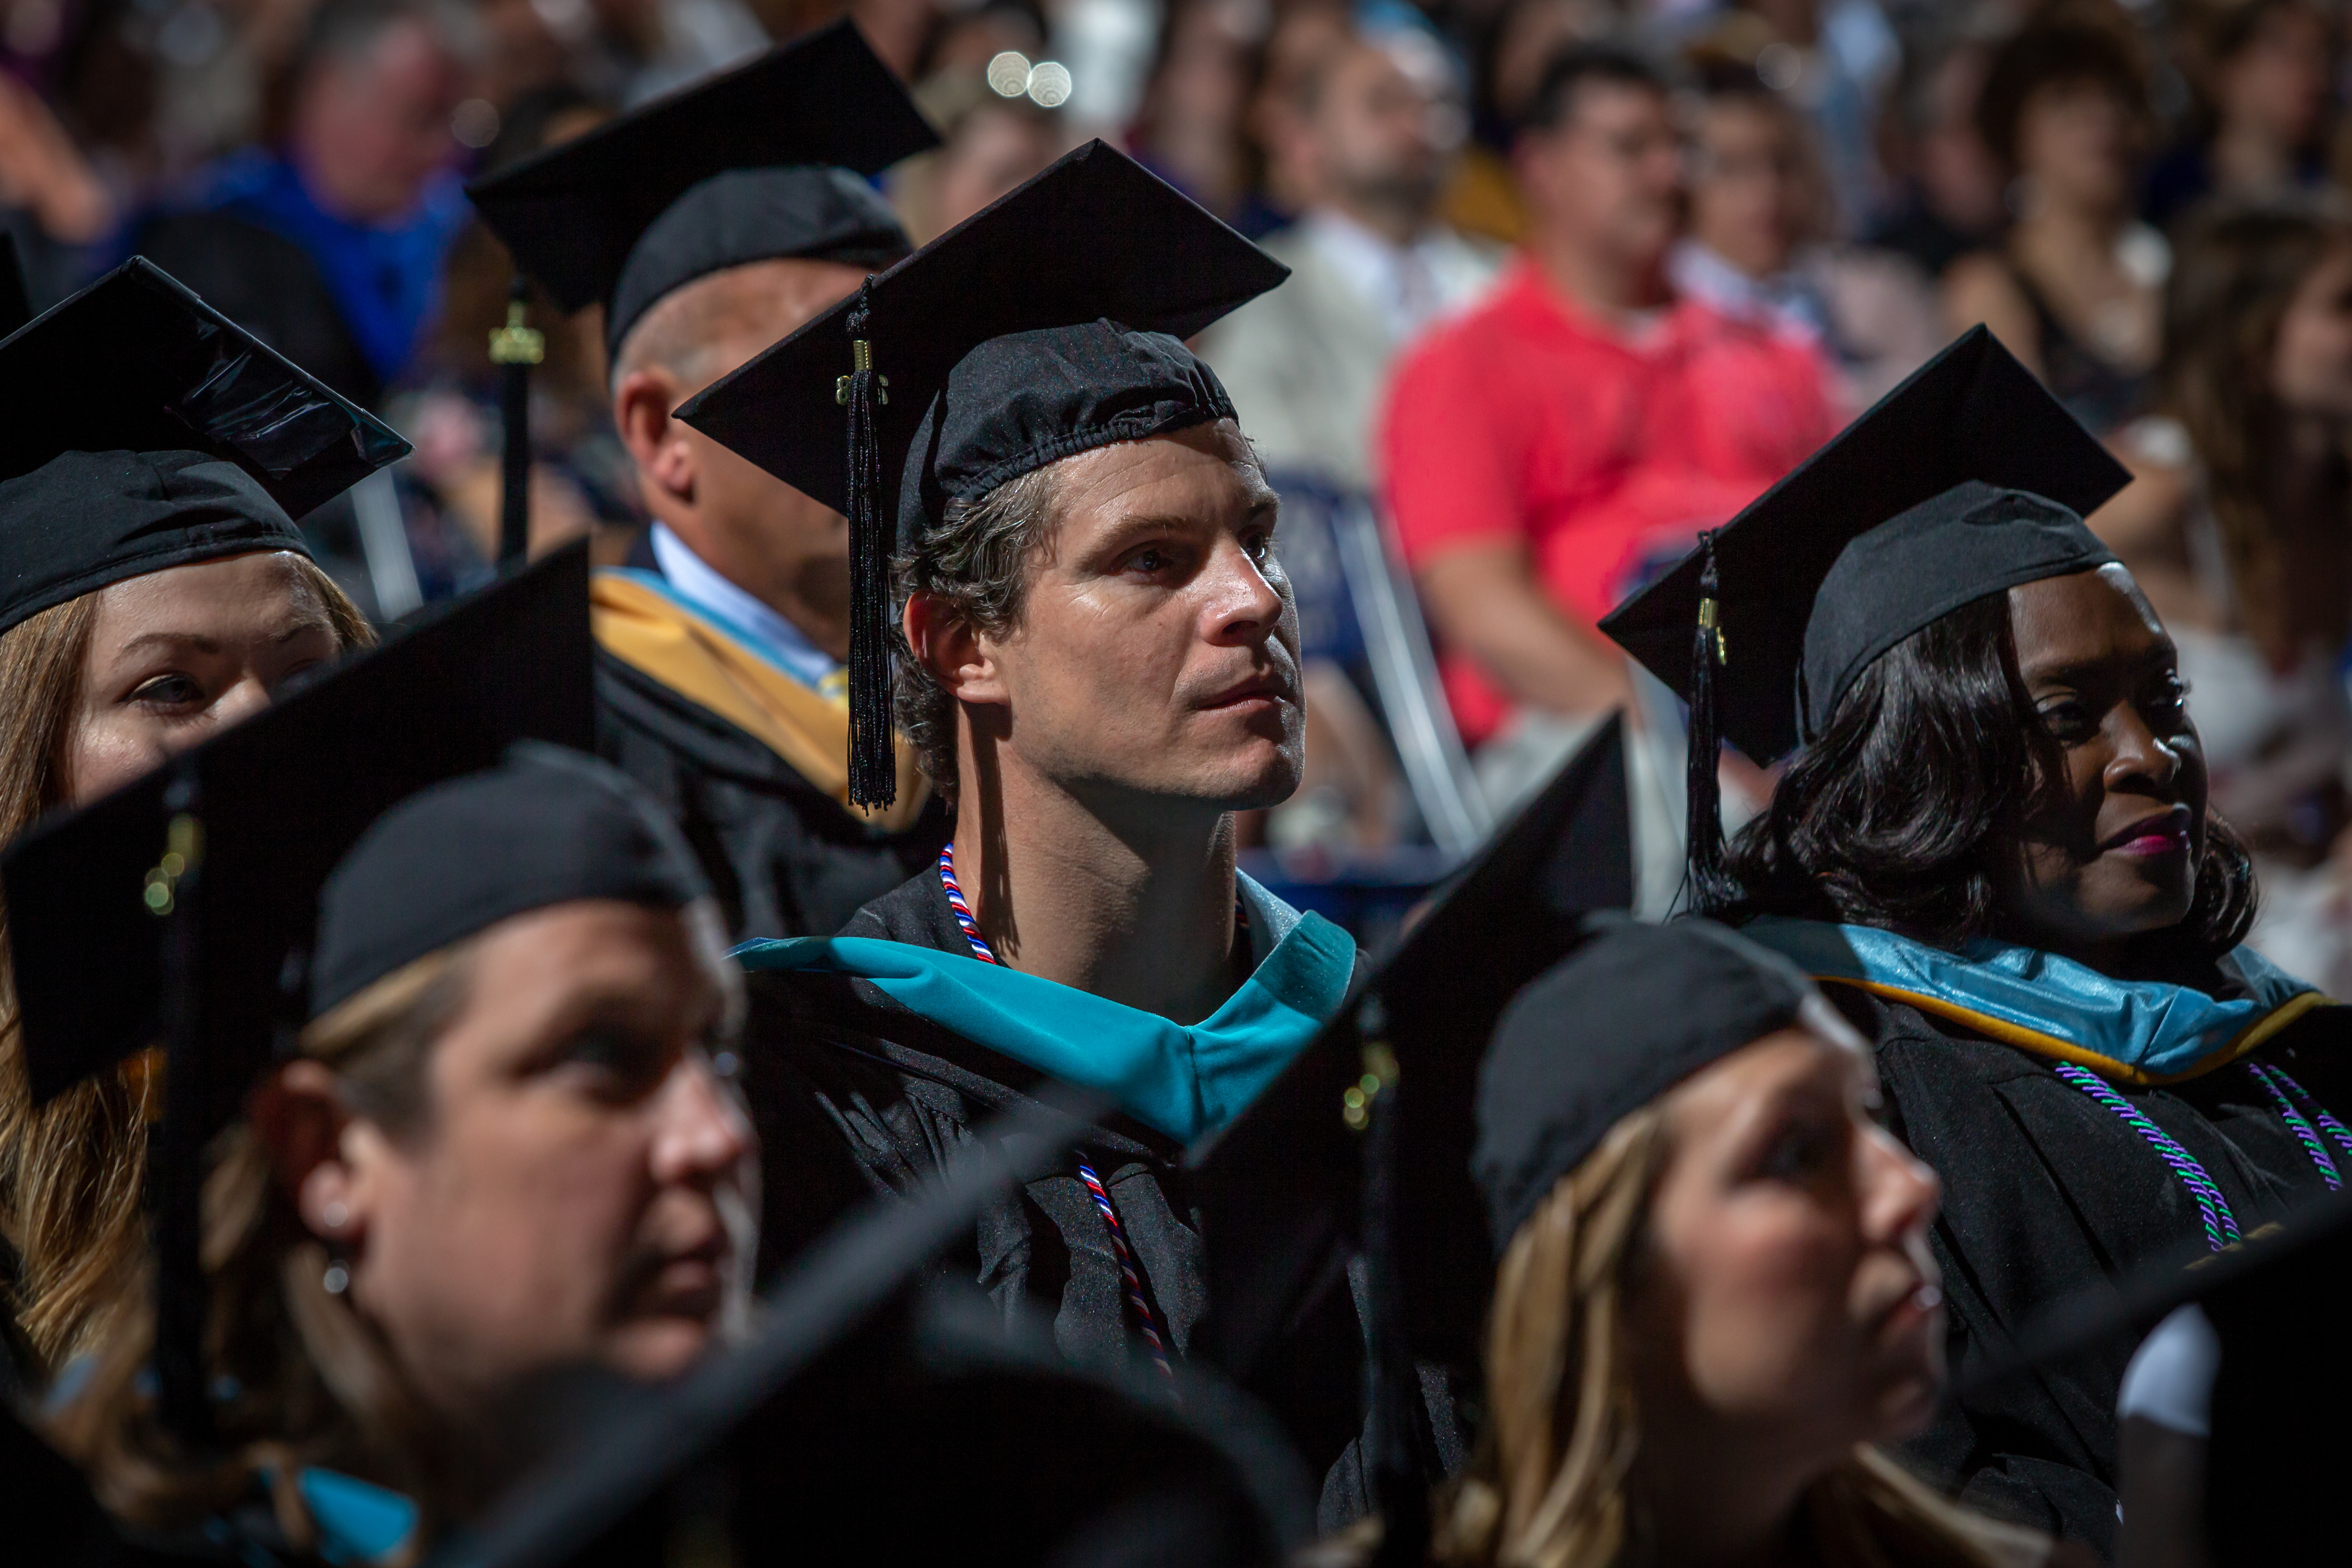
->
xmin=1599 ymin=327 xmax=2131 ymax=764
xmin=0 ymin=256 xmax=409 ymax=519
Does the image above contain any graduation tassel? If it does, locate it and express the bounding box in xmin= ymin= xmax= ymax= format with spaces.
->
xmin=1684 ymin=529 xmax=1733 ymax=916
xmin=149 ymin=762 xmax=215 ymax=1448
xmin=839 ymin=276 xmax=896 ymax=810
xmin=489 ymin=276 xmax=544 ymax=568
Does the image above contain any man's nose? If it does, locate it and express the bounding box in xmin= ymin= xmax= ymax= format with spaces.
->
xmin=651 ymin=1053 xmax=756 ymax=1185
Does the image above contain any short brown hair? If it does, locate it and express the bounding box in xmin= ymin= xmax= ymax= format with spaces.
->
xmin=1975 ymin=20 xmax=2151 ymax=175
xmin=891 ymin=465 xmax=1063 ymax=805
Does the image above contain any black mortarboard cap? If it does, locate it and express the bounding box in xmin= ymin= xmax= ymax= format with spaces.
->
xmin=1597 ymin=327 xmax=2127 ymax=906
xmin=676 ymin=139 xmax=1289 ymax=809
xmin=465 ymin=18 xmax=937 ymax=356
xmin=1190 ymin=716 xmax=1634 ymax=1387
xmin=311 ymin=742 xmax=709 ymax=1018
xmin=1475 ymin=916 xmax=1816 ymax=1248
xmin=2 ymin=542 xmax=595 ymax=1125
xmin=435 ymin=1092 xmax=1313 ymax=1568
xmin=0 ymin=256 xmax=409 ymax=636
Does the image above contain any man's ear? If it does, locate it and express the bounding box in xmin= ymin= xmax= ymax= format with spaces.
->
xmin=903 ymin=591 xmax=1008 ymax=707
xmin=613 ymin=367 xmax=696 ymax=510
xmin=249 ymin=1060 xmax=365 ymax=1246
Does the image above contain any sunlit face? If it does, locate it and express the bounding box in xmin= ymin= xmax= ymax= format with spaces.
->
xmin=1998 ymin=566 xmax=2206 ymax=961
xmin=64 ymin=551 xmax=344 ymax=807
xmin=953 ymin=421 xmax=1304 ymax=816
xmin=332 ymin=901 xmax=756 ymax=1419
xmin=1631 ymin=1024 xmax=1945 ymax=1470
xmin=2269 ymin=241 xmax=2352 ymax=420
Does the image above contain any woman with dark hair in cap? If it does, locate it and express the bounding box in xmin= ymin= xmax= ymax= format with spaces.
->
xmin=43 ymin=740 xmax=755 ymax=1561
xmin=1602 ymin=328 xmax=2352 ymax=1556
xmin=0 ymin=260 xmax=403 ymax=1390
xmin=1421 ymin=918 xmax=2056 ymax=1568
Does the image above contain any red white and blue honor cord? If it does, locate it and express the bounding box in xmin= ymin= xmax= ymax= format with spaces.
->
xmin=938 ymin=845 xmax=1177 ymax=1382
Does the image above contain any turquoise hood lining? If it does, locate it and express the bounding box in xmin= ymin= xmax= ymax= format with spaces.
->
xmin=1739 ymin=916 xmax=2321 ymax=1081
xmin=735 ymin=891 xmax=1355 ymax=1143
xmin=295 ymin=1468 xmax=416 ymax=1566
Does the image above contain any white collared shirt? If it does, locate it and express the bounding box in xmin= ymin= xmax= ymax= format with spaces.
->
xmin=648 ymin=523 xmax=842 ymax=691
xmin=1300 ymin=209 xmax=1488 ymax=344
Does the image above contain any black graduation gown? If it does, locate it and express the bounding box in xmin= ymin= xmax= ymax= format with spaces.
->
xmin=592 ymin=539 xmax=948 ymax=941
xmin=1841 ymin=989 xmax=2352 ymax=1558
xmin=740 ymin=871 xmax=1440 ymax=1527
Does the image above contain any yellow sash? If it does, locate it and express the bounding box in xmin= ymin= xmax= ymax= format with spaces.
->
xmin=591 ymin=571 xmax=930 ymax=833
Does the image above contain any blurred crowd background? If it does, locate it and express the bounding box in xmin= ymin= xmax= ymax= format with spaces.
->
xmin=10 ymin=0 xmax=2352 ymax=978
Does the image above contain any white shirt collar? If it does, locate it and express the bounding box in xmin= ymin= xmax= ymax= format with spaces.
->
xmin=648 ymin=524 xmax=841 ymax=690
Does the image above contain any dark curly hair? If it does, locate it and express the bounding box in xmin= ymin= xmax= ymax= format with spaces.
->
xmin=1720 ymin=591 xmax=2258 ymax=969
xmin=1975 ymin=19 xmax=2151 ymax=177
xmin=890 ymin=465 xmax=1063 ymax=806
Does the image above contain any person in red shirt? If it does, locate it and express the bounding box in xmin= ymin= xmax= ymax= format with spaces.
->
xmin=1380 ymin=44 xmax=1836 ymax=765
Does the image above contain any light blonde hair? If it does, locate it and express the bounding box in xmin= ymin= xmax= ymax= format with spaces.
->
xmin=1431 ymin=1109 xmax=2048 ymax=1568
xmin=50 ymin=944 xmax=471 ymax=1555
xmin=0 ymin=554 xmax=371 ymax=1375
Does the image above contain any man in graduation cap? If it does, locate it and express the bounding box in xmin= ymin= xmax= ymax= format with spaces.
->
xmin=468 ymin=20 xmax=950 ymax=941
xmin=672 ymin=141 xmax=1382 ymax=1485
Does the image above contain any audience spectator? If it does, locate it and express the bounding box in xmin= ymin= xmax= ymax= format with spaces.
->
xmin=1725 ymin=0 xmax=1903 ymax=236
xmin=1130 ymin=0 xmax=1274 ymax=230
xmin=1200 ymin=19 xmax=1495 ymax=490
xmin=1243 ymin=0 xmax=1351 ymax=222
xmin=1671 ymin=45 xmax=1939 ymax=411
xmin=2146 ymin=0 xmax=2335 ymax=231
xmin=131 ymin=0 xmax=472 ymax=408
xmin=1868 ymin=25 xmax=2005 ymax=279
xmin=0 ymin=70 xmax=118 ymax=308
xmin=1380 ymin=42 xmax=1834 ymax=897
xmin=894 ymin=60 xmax=1070 ymax=245
xmin=1441 ymin=0 xmax=1616 ymax=245
xmin=2094 ymin=200 xmax=2352 ymax=991
xmin=1944 ymin=16 xmax=2163 ymax=435
xmin=1200 ymin=17 xmax=1488 ymax=855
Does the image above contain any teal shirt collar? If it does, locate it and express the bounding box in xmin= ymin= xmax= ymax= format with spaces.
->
xmin=735 ymin=877 xmax=1355 ymax=1142
xmin=1738 ymin=915 xmax=2324 ymax=1083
